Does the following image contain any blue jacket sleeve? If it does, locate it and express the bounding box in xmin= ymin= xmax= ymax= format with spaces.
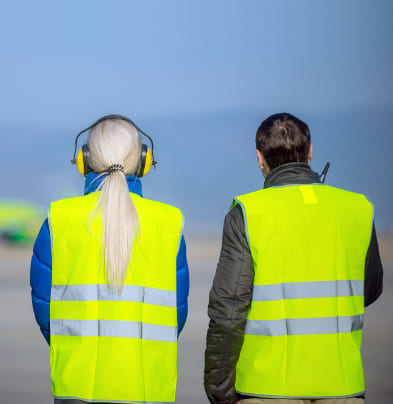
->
xmin=176 ymin=235 xmax=189 ymax=335
xmin=30 ymin=218 xmax=52 ymax=345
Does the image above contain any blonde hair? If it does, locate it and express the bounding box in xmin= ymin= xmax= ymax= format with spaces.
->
xmin=88 ymin=119 xmax=142 ymax=292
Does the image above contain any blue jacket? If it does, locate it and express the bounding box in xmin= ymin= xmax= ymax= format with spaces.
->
xmin=30 ymin=173 xmax=189 ymax=344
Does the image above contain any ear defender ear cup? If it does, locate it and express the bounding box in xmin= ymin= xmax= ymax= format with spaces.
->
xmin=136 ymin=144 xmax=153 ymax=178
xmin=76 ymin=144 xmax=91 ymax=177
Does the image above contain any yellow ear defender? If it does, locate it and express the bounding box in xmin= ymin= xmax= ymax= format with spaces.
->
xmin=75 ymin=145 xmax=90 ymax=176
xmin=139 ymin=144 xmax=153 ymax=178
xmin=71 ymin=114 xmax=157 ymax=178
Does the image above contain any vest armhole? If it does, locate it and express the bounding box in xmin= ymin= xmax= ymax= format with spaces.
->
xmin=178 ymin=215 xmax=184 ymax=252
xmin=47 ymin=206 xmax=53 ymax=253
xmin=361 ymin=195 xmax=375 ymax=249
xmin=233 ymin=197 xmax=250 ymax=249
xmin=368 ymin=201 xmax=375 ymax=250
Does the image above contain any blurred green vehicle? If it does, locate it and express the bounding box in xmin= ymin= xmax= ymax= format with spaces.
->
xmin=0 ymin=201 xmax=44 ymax=245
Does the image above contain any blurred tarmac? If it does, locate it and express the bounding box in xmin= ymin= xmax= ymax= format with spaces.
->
xmin=0 ymin=233 xmax=392 ymax=404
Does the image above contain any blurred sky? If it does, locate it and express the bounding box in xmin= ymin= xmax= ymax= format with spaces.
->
xmin=1 ymin=0 xmax=392 ymax=232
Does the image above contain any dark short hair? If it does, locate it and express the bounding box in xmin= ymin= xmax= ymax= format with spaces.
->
xmin=256 ymin=113 xmax=311 ymax=170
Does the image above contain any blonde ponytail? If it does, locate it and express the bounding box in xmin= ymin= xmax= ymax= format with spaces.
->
xmin=87 ymin=119 xmax=142 ymax=292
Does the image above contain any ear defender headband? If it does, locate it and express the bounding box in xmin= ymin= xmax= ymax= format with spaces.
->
xmin=71 ymin=114 xmax=157 ymax=177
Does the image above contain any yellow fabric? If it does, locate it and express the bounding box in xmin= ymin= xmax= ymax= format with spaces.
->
xmin=143 ymin=148 xmax=153 ymax=176
xmin=76 ymin=148 xmax=85 ymax=176
xmin=248 ymin=295 xmax=364 ymax=320
xmin=234 ymin=184 xmax=373 ymax=398
xmin=239 ymin=398 xmax=364 ymax=404
xmin=49 ymin=192 xmax=183 ymax=403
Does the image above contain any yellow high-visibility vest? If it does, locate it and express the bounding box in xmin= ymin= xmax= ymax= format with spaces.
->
xmin=234 ymin=184 xmax=373 ymax=398
xmin=49 ymin=192 xmax=183 ymax=403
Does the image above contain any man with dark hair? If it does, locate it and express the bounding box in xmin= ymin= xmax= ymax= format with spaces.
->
xmin=204 ymin=112 xmax=383 ymax=404
xmin=256 ymin=112 xmax=311 ymax=172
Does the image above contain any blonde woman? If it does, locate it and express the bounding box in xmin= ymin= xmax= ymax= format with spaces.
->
xmin=30 ymin=115 xmax=189 ymax=404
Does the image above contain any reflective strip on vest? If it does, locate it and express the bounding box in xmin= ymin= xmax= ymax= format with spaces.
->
xmin=51 ymin=319 xmax=177 ymax=342
xmin=252 ymin=280 xmax=364 ymax=302
xmin=54 ymin=399 xmax=174 ymax=404
xmin=51 ymin=284 xmax=176 ymax=307
xmin=245 ymin=314 xmax=364 ymax=336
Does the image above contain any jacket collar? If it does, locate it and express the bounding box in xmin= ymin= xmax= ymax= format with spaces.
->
xmin=264 ymin=162 xmax=322 ymax=189
xmin=84 ymin=172 xmax=143 ymax=197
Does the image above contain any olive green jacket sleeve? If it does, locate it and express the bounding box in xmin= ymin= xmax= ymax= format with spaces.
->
xmin=204 ymin=205 xmax=253 ymax=404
